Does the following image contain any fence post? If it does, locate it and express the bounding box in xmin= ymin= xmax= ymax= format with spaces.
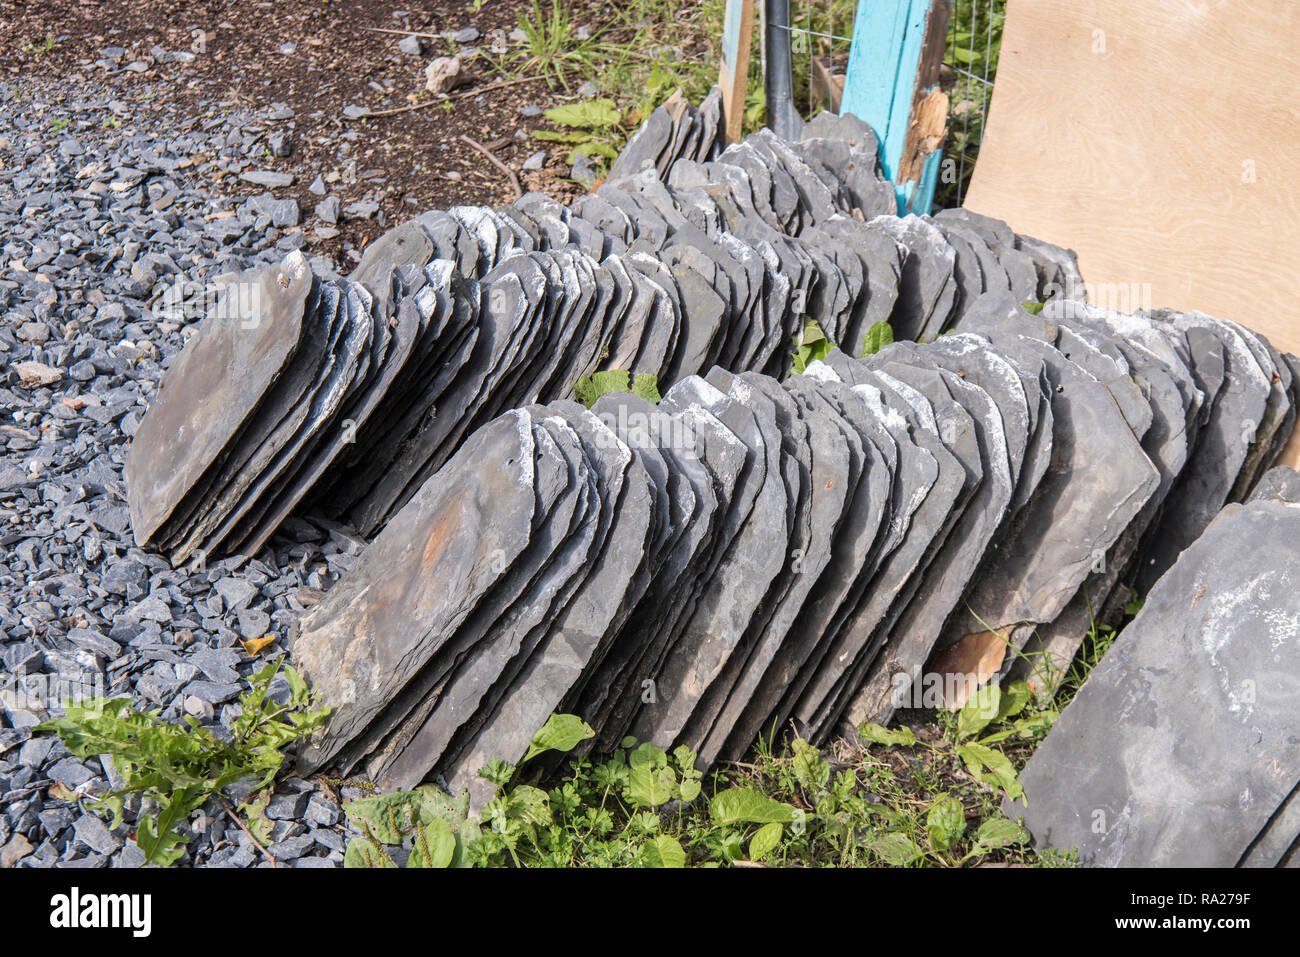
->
xmin=718 ymin=0 xmax=756 ymax=144
xmin=841 ymin=0 xmax=951 ymax=214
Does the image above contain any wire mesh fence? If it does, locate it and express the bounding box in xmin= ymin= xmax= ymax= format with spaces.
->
xmin=763 ymin=0 xmax=1006 ymax=209
xmin=940 ymin=0 xmax=1004 ymax=208
xmin=765 ymin=0 xmax=857 ymax=119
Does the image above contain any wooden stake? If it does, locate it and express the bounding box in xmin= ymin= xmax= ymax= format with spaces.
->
xmin=718 ymin=0 xmax=755 ymax=145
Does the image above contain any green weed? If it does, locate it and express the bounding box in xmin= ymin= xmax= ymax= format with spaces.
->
xmin=37 ymin=660 xmax=330 ymax=865
xmin=342 ymin=697 xmax=1061 ymax=868
xmin=573 ymin=369 xmax=662 ymax=407
xmin=532 ymin=98 xmax=629 ymax=173
xmin=791 ymin=319 xmax=833 ymax=374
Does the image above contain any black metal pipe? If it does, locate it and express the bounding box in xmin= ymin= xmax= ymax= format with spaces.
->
xmin=764 ymin=0 xmax=801 ymax=140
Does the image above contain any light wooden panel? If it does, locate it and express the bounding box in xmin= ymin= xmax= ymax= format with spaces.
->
xmin=965 ymin=0 xmax=1300 ymax=357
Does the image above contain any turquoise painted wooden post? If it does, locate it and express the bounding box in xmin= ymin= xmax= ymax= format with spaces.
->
xmin=841 ymin=0 xmax=945 ymax=214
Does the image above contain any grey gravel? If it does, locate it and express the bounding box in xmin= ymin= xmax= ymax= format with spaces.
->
xmin=239 ymin=169 xmax=294 ymax=189
xmin=0 ymin=76 xmax=353 ymax=868
xmin=267 ymin=833 xmax=315 ymax=860
xmin=315 ymin=195 xmax=340 ymax=225
xmin=73 ymin=811 xmax=122 ymax=855
xmin=265 ymin=790 xmax=311 ymax=820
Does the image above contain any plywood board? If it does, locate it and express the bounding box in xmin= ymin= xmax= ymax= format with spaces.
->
xmin=965 ymin=0 xmax=1300 ymax=359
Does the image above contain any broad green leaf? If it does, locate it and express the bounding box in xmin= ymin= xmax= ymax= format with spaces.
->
xmin=478 ymin=758 xmax=516 ymax=787
xmin=995 ymin=680 xmax=1032 ymax=722
xmin=708 ymin=787 xmax=800 ymax=825
xmin=791 ymin=319 xmax=834 ymax=374
xmin=631 ymin=372 xmax=661 ymax=404
xmin=677 ymin=777 xmax=701 ymax=803
xmin=957 ymin=685 xmax=1002 ymax=740
xmin=868 ymin=830 xmax=921 ymax=866
xmin=957 ymin=742 xmax=1025 ymax=801
xmin=926 ymin=794 xmax=966 ymax=851
xmin=575 ymin=369 xmax=651 ymax=407
xmin=543 ymin=99 xmax=622 ymax=129
xmin=590 ymin=369 xmax=631 ymax=397
xmin=524 ymin=713 xmax=595 ymax=762
xmin=748 ymin=821 xmax=783 ymax=861
xmin=1012 ymin=709 xmax=1058 ymax=739
xmin=409 ymin=818 xmax=457 ymax=868
xmin=628 ymin=741 xmax=669 ymax=768
xmin=862 ymin=320 xmax=894 ymax=356
xmin=800 ymin=320 xmax=827 ymax=345
xmin=282 ymin=663 xmax=311 ymax=707
xmin=858 ymin=721 xmax=917 ymax=747
xmin=571 ymin=141 xmax=619 ymax=161
xmin=413 ymin=785 xmax=473 ymax=828
xmin=642 ymin=835 xmax=686 ymax=868
xmin=508 ymin=785 xmax=552 ymax=826
xmin=530 ymin=129 xmax=590 ymax=144
xmin=1021 ymin=301 xmax=1045 ymax=315
xmin=343 ymin=791 xmax=422 ymax=844
xmin=626 ymin=762 xmax=677 ymax=808
xmin=975 ymin=817 xmax=1029 ymax=849
xmin=719 ymin=829 xmax=746 ymax=863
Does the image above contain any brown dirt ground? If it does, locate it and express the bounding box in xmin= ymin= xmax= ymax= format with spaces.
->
xmin=0 ymin=0 xmax=619 ymax=259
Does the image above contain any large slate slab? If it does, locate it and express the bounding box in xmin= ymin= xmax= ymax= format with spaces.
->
xmin=126 ymin=252 xmax=313 ymax=547
xmin=291 ymin=410 xmax=539 ymax=772
xmin=1011 ymin=498 xmax=1300 ymax=866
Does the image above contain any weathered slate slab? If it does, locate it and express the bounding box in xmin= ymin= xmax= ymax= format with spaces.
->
xmin=127 ymin=252 xmax=313 ymax=547
xmin=1011 ymin=499 xmax=1300 ymax=867
xmin=291 ymin=411 xmax=539 ymax=772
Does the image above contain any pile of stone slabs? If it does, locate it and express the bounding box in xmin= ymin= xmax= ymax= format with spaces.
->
xmin=960 ymin=296 xmax=1300 ymax=700
xmin=124 ymin=251 xmax=483 ymax=566
xmin=1009 ymin=469 xmax=1300 ymax=867
xmin=319 ymin=245 xmax=678 ymax=538
xmin=292 ymin=402 xmax=663 ymax=806
xmin=129 ymin=94 xmax=1084 ymax=559
xmin=287 ymin=346 xmax=1039 ymax=792
xmin=291 ymin=296 xmax=1298 ymax=800
xmin=606 ymin=86 xmax=724 ymax=182
xmin=521 ymin=107 xmax=1083 ymax=378
xmin=877 ymin=292 xmax=1300 ymax=711
xmin=294 ymin=366 xmax=976 ymax=793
